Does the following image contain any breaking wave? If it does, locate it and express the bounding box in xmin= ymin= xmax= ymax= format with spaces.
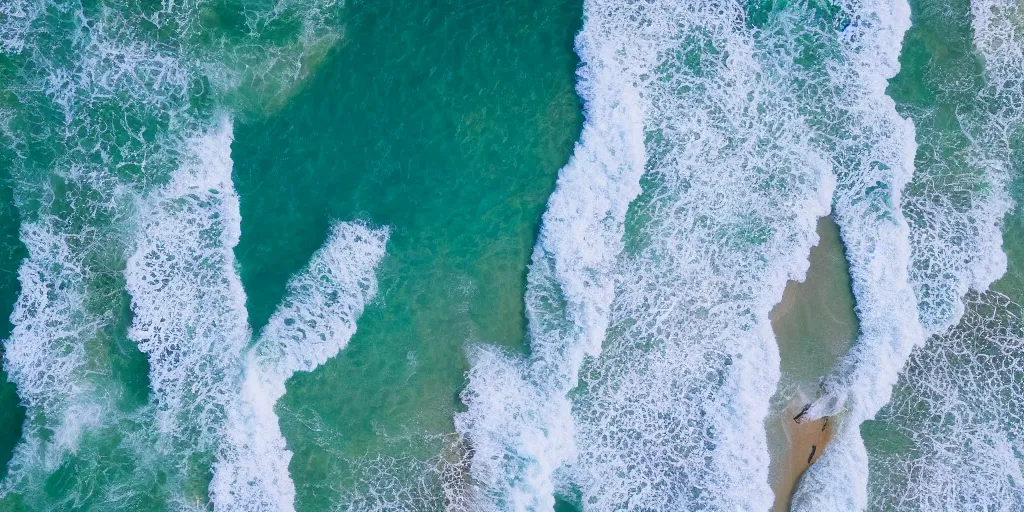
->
xmin=454 ymin=1 xmax=646 ymax=507
xmin=460 ymin=0 xmax=837 ymax=509
xmin=3 ymin=0 xmax=1022 ymax=509
xmin=0 ymin=0 xmax=386 ymax=508
xmin=869 ymin=291 xmax=1024 ymax=509
xmin=126 ymin=119 xmax=390 ymax=510
xmin=863 ymin=0 xmax=1024 ymax=508
xmin=214 ymin=221 xmax=389 ymax=511
xmin=125 ymin=118 xmax=253 ymax=504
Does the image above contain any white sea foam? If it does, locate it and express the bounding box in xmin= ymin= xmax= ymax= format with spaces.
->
xmin=0 ymin=3 xmax=196 ymax=498
xmin=0 ymin=220 xmax=105 ymax=488
xmin=126 ymin=118 xmax=390 ymax=509
xmin=901 ymin=0 xmax=1019 ymax=336
xmin=0 ymin=0 xmax=40 ymax=55
xmin=459 ymin=1 xmax=837 ymax=510
xmin=327 ymin=432 xmax=473 ymax=512
xmin=126 ymin=117 xmax=390 ymax=510
xmin=790 ymin=0 xmax=921 ymax=423
xmin=792 ymin=0 xmax=1024 ymax=508
xmin=870 ymin=291 xmax=1024 ymax=509
xmin=251 ymin=222 xmax=389 ymax=384
xmin=0 ymin=10 xmax=210 ymax=486
xmin=125 ymin=116 xmax=251 ymax=473
xmin=564 ymin=3 xmax=835 ymax=510
xmin=862 ymin=0 xmax=1024 ymax=508
xmin=212 ymin=222 xmax=388 ymax=511
xmin=2 ymin=0 xmax=355 ymax=504
xmin=778 ymin=2 xmax=925 ymax=510
xmin=454 ymin=0 xmax=647 ymax=508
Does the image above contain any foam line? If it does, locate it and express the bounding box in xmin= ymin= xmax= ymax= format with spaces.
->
xmin=564 ymin=3 xmax=834 ymax=509
xmin=2 ymin=0 xmax=353 ymax=504
xmin=0 ymin=220 xmax=103 ymax=489
xmin=454 ymin=2 xmax=647 ymax=507
xmin=251 ymin=222 xmax=389 ymax=384
xmin=124 ymin=116 xmax=251 ymax=469
xmin=212 ymin=222 xmax=388 ymax=511
xmin=127 ymin=118 xmax=389 ymax=509
xmin=127 ymin=118 xmax=390 ymax=510
xmin=784 ymin=1 xmax=927 ymax=509
xmin=902 ymin=0 xmax=1017 ymax=336
xmin=459 ymin=1 xmax=838 ymax=510
xmin=794 ymin=0 xmax=1024 ymax=507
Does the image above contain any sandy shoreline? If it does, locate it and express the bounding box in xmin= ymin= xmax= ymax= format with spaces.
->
xmin=769 ymin=401 xmax=835 ymax=511
xmin=768 ymin=216 xmax=858 ymax=511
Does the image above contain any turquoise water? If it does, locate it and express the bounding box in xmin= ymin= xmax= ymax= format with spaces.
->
xmin=0 ymin=0 xmax=1022 ymax=511
xmin=231 ymin=1 xmax=583 ymax=508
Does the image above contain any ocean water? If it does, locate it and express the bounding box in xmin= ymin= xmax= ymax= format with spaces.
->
xmin=0 ymin=1 xmax=1022 ymax=512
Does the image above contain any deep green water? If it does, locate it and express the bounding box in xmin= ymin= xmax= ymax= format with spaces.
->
xmin=0 ymin=165 xmax=25 ymax=481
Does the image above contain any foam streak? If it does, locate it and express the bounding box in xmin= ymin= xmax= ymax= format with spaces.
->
xmin=459 ymin=1 xmax=838 ymax=510
xmin=454 ymin=2 xmax=646 ymax=508
xmin=127 ymin=119 xmax=389 ymax=510
xmin=1 ymin=221 xmax=103 ymax=489
xmin=212 ymin=222 xmax=388 ymax=511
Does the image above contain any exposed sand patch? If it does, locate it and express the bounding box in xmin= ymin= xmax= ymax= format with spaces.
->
xmin=768 ymin=215 xmax=858 ymax=511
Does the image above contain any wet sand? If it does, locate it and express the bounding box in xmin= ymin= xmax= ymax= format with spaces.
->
xmin=770 ymin=402 xmax=835 ymax=511
xmin=768 ymin=215 xmax=858 ymax=511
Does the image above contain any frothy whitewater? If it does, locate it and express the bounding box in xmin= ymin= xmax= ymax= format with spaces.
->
xmin=125 ymin=119 xmax=390 ymax=510
xmin=0 ymin=0 xmax=389 ymax=509
xmin=460 ymin=0 xmax=836 ymax=510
